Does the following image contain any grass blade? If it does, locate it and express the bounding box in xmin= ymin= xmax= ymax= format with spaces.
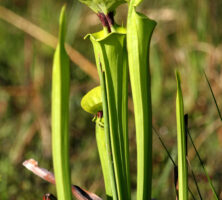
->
xmin=187 ymin=129 xmax=219 ymax=199
xmin=153 ymin=127 xmax=177 ymax=167
xmin=175 ymin=71 xmax=188 ymax=200
xmin=186 ymin=158 xmax=203 ymax=200
xmin=203 ymin=70 xmax=222 ymax=121
xmin=184 ymin=114 xmax=203 ymax=200
xmin=188 ymin=187 xmax=196 ymax=200
xmin=153 ymin=127 xmax=195 ymax=200
xmin=51 ymin=6 xmax=72 ymax=200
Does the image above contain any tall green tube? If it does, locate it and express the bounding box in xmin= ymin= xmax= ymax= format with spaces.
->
xmin=81 ymin=86 xmax=113 ymax=199
xmin=86 ymin=27 xmax=130 ymax=200
xmin=95 ymin=117 xmax=113 ymax=200
xmin=127 ymin=1 xmax=156 ymax=200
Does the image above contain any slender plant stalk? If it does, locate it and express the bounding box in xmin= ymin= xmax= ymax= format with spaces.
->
xmin=203 ymin=70 xmax=222 ymax=121
xmin=23 ymin=159 xmax=103 ymax=200
xmin=188 ymin=187 xmax=197 ymax=200
xmin=127 ymin=1 xmax=156 ymax=199
xmin=187 ymin=129 xmax=219 ymax=199
xmin=184 ymin=114 xmax=202 ymax=200
xmin=153 ymin=127 xmax=197 ymax=200
xmin=186 ymin=158 xmax=203 ymax=200
xmin=51 ymin=6 xmax=72 ymax=200
xmin=98 ymin=63 xmax=118 ymax=200
xmin=95 ymin=119 xmax=113 ymax=200
xmin=175 ymin=71 xmax=188 ymax=200
xmin=153 ymin=127 xmax=177 ymax=166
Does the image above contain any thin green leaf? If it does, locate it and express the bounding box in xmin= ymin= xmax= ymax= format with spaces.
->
xmin=175 ymin=71 xmax=188 ymax=200
xmin=51 ymin=6 xmax=72 ymax=200
xmin=153 ymin=127 xmax=177 ymax=167
xmin=95 ymin=119 xmax=113 ymax=200
xmin=203 ymin=70 xmax=222 ymax=121
xmin=188 ymin=187 xmax=197 ymax=200
xmin=98 ymin=63 xmax=118 ymax=200
xmin=186 ymin=158 xmax=203 ymax=200
xmin=127 ymin=2 xmax=156 ymax=200
xmin=153 ymin=127 xmax=195 ymax=200
xmin=187 ymin=129 xmax=219 ymax=199
xmin=184 ymin=114 xmax=202 ymax=200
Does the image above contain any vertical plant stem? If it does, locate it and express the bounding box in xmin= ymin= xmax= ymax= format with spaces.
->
xmin=203 ymin=70 xmax=222 ymax=121
xmin=87 ymin=27 xmax=130 ymax=200
xmin=186 ymin=158 xmax=203 ymax=200
xmin=175 ymin=71 xmax=188 ymax=200
xmin=153 ymin=127 xmax=177 ymax=167
xmin=51 ymin=6 xmax=72 ymax=200
xmin=184 ymin=114 xmax=202 ymax=200
xmin=98 ymin=63 xmax=118 ymax=200
xmin=187 ymin=129 xmax=219 ymax=199
xmin=153 ymin=127 xmax=196 ymax=199
xmin=188 ymin=187 xmax=197 ymax=200
xmin=127 ymin=1 xmax=156 ymax=200
xmin=95 ymin=117 xmax=113 ymax=200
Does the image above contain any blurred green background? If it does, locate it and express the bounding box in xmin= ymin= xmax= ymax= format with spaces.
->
xmin=0 ymin=0 xmax=221 ymax=199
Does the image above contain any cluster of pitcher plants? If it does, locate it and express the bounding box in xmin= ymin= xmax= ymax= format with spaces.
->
xmin=23 ymin=0 xmax=221 ymax=199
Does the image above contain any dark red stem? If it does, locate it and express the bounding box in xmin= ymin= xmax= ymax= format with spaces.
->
xmin=97 ymin=12 xmax=114 ymax=33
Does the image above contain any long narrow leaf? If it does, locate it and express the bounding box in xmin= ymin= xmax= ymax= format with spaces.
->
xmin=153 ymin=127 xmax=177 ymax=167
xmin=127 ymin=2 xmax=156 ymax=200
xmin=153 ymin=128 xmax=196 ymax=200
xmin=184 ymin=114 xmax=202 ymax=200
xmin=187 ymin=129 xmax=219 ymax=199
xmin=175 ymin=71 xmax=188 ymax=200
xmin=186 ymin=158 xmax=203 ymax=200
xmin=96 ymin=120 xmax=113 ymax=200
xmin=203 ymin=70 xmax=222 ymax=121
xmin=98 ymin=63 xmax=118 ymax=200
xmin=51 ymin=6 xmax=72 ymax=200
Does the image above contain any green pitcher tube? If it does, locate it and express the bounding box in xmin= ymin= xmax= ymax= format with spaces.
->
xmin=81 ymin=87 xmax=113 ymax=199
xmin=127 ymin=1 xmax=156 ymax=200
xmin=95 ymin=115 xmax=113 ymax=200
xmin=86 ymin=27 xmax=130 ymax=200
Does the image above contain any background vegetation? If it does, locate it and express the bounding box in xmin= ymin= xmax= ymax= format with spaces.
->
xmin=0 ymin=0 xmax=221 ymax=199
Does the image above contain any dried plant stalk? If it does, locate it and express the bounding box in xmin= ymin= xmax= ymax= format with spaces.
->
xmin=23 ymin=159 xmax=103 ymax=200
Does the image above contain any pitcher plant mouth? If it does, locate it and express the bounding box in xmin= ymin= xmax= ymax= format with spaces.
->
xmin=84 ymin=25 xmax=126 ymax=42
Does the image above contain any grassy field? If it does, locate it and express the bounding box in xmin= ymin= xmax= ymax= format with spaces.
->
xmin=0 ymin=0 xmax=221 ymax=199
